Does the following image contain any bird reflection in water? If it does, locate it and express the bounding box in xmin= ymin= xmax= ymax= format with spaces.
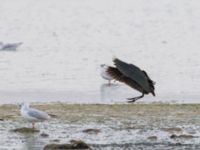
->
xmin=100 ymin=83 xmax=119 ymax=102
xmin=21 ymin=133 xmax=46 ymax=150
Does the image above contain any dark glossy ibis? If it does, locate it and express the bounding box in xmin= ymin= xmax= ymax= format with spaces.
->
xmin=107 ymin=58 xmax=155 ymax=102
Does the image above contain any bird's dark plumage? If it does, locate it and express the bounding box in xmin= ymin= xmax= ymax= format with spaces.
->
xmin=107 ymin=58 xmax=155 ymax=102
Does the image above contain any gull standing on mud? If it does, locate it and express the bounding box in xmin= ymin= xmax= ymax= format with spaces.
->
xmin=20 ymin=103 xmax=50 ymax=129
xmin=100 ymin=64 xmax=114 ymax=84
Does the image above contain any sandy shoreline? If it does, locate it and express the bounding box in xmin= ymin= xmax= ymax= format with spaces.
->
xmin=1 ymin=103 xmax=200 ymax=119
xmin=0 ymin=103 xmax=200 ymax=149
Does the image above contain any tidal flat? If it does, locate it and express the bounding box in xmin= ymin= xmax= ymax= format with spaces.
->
xmin=1 ymin=103 xmax=200 ymax=150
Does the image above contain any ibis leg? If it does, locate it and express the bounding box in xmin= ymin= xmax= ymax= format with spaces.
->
xmin=127 ymin=93 xmax=144 ymax=103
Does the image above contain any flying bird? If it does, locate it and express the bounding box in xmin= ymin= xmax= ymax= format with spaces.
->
xmin=20 ymin=103 xmax=50 ymax=129
xmin=107 ymin=58 xmax=155 ymax=102
xmin=100 ymin=64 xmax=114 ymax=84
xmin=0 ymin=42 xmax=22 ymax=51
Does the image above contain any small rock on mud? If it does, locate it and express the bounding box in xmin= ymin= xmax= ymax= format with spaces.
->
xmin=170 ymin=134 xmax=197 ymax=139
xmin=40 ymin=133 xmax=49 ymax=137
xmin=11 ymin=127 xmax=39 ymax=133
xmin=147 ymin=136 xmax=158 ymax=141
xmin=163 ymin=127 xmax=182 ymax=133
xmin=50 ymin=139 xmax=60 ymax=143
xmin=44 ymin=140 xmax=90 ymax=150
xmin=82 ymin=128 xmax=101 ymax=134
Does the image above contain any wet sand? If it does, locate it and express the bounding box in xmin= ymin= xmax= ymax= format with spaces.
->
xmin=0 ymin=103 xmax=200 ymax=149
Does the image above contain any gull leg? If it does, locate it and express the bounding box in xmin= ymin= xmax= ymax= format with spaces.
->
xmin=127 ymin=93 xmax=144 ymax=103
xmin=32 ymin=122 xmax=35 ymax=129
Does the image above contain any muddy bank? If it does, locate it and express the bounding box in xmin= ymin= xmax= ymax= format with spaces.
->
xmin=0 ymin=103 xmax=200 ymax=149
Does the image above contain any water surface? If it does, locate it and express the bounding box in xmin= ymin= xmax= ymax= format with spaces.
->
xmin=0 ymin=0 xmax=199 ymax=103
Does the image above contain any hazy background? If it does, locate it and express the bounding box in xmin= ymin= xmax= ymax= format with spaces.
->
xmin=0 ymin=0 xmax=199 ymax=103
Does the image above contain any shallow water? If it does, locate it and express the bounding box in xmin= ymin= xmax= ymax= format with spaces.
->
xmin=0 ymin=0 xmax=200 ymax=103
xmin=1 ymin=104 xmax=200 ymax=150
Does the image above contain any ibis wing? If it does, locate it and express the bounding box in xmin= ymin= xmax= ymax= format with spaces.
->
xmin=107 ymin=67 xmax=124 ymax=82
xmin=113 ymin=58 xmax=150 ymax=92
xmin=107 ymin=67 xmax=143 ymax=93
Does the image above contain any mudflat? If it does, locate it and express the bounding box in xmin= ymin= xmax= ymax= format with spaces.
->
xmin=1 ymin=103 xmax=200 ymax=150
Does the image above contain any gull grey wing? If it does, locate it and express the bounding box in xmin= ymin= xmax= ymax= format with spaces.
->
xmin=113 ymin=58 xmax=150 ymax=92
xmin=28 ymin=108 xmax=49 ymax=120
xmin=2 ymin=42 xmax=22 ymax=50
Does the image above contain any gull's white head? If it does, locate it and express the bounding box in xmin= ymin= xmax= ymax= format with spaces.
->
xmin=100 ymin=64 xmax=105 ymax=68
xmin=19 ymin=102 xmax=29 ymax=109
xmin=100 ymin=64 xmax=109 ymax=69
xmin=100 ymin=64 xmax=113 ymax=81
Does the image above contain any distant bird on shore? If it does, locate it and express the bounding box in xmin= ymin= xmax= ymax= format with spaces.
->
xmin=100 ymin=64 xmax=114 ymax=84
xmin=0 ymin=42 xmax=22 ymax=51
xmin=20 ymin=103 xmax=50 ymax=129
xmin=107 ymin=58 xmax=155 ymax=103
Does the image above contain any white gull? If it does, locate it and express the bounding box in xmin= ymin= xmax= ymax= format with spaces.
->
xmin=20 ymin=103 xmax=50 ymax=129
xmin=100 ymin=64 xmax=114 ymax=84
